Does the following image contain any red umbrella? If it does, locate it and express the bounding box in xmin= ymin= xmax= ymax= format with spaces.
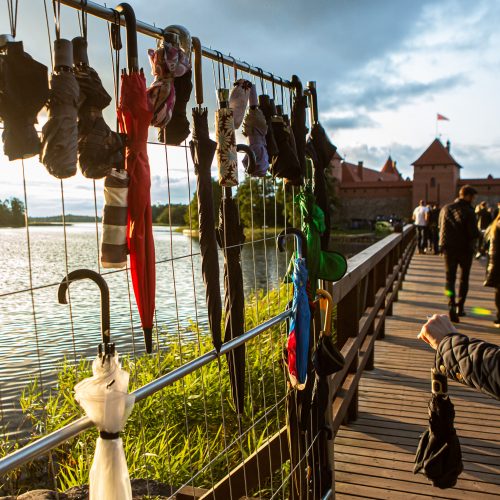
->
xmin=116 ymin=3 xmax=155 ymax=353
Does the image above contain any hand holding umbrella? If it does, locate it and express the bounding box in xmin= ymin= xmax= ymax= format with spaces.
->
xmin=58 ymin=270 xmax=134 ymax=500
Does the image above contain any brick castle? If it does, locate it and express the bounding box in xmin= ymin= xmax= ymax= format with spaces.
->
xmin=330 ymin=138 xmax=500 ymax=225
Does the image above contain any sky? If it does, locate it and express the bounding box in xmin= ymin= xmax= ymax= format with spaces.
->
xmin=1 ymin=0 xmax=499 ymax=215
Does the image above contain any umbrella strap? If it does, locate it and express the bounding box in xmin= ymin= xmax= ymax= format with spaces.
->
xmin=99 ymin=430 xmax=120 ymax=440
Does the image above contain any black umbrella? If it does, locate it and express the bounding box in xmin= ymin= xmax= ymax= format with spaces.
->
xmin=72 ymin=36 xmax=124 ymax=179
xmin=270 ymin=111 xmax=301 ymax=184
xmin=216 ymin=188 xmax=246 ymax=414
xmin=41 ymin=39 xmax=79 ymax=179
xmin=290 ymin=75 xmax=308 ymax=181
xmin=414 ymin=368 xmax=463 ymax=489
xmin=307 ymin=123 xmax=337 ymax=250
xmin=0 ymin=39 xmax=48 ymax=161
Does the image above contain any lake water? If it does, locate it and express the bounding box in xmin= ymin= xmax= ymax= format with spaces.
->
xmin=0 ymin=223 xmax=369 ymax=437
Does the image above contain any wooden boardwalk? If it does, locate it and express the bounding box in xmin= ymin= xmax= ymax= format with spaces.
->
xmin=335 ymin=253 xmax=500 ymax=499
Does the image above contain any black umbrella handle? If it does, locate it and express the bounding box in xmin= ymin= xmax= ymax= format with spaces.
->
xmin=431 ymin=368 xmax=448 ymax=395
xmin=57 ymin=269 xmax=111 ymax=347
xmin=115 ymin=3 xmax=138 ymax=71
xmin=277 ymin=227 xmax=307 ymax=260
xmin=237 ymin=144 xmax=256 ymax=175
xmin=192 ymin=36 xmax=204 ymax=107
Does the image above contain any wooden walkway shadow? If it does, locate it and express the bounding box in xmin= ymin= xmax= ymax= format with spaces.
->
xmin=335 ymin=253 xmax=500 ymax=499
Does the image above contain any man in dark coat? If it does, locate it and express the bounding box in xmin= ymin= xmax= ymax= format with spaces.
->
xmin=484 ymin=211 xmax=500 ymax=327
xmin=475 ymin=201 xmax=493 ymax=258
xmin=427 ymin=204 xmax=440 ymax=255
xmin=439 ymin=185 xmax=480 ymax=322
xmin=418 ymin=314 xmax=499 ymax=400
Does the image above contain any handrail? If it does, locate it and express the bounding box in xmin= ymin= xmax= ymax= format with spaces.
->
xmin=0 ymin=309 xmax=292 ymax=475
xmin=58 ymin=0 xmax=293 ymax=88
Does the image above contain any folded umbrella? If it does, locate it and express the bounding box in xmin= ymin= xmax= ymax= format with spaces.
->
xmin=258 ymin=94 xmax=278 ymax=157
xmin=290 ymin=75 xmax=308 ymax=181
xmin=229 ymin=78 xmax=252 ymax=129
xmin=414 ymin=368 xmax=463 ymax=489
xmin=190 ymin=106 xmax=222 ymax=352
xmin=41 ymin=39 xmax=79 ymax=179
xmin=270 ymin=113 xmax=301 ymax=184
xmin=0 ymin=40 xmax=48 ymax=161
xmin=58 ymin=270 xmax=134 ymax=500
xmin=241 ymin=84 xmax=268 ymax=176
xmin=216 ymin=190 xmax=246 ymax=413
xmin=307 ymin=123 xmax=337 ymax=249
xmin=297 ymin=185 xmax=347 ymax=295
xmin=216 ymin=88 xmax=238 ymax=187
xmin=72 ymin=36 xmax=124 ymax=179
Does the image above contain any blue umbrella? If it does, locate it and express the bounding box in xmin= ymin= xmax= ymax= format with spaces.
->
xmin=278 ymin=228 xmax=310 ymax=390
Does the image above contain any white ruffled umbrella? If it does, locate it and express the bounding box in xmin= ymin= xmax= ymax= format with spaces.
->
xmin=58 ymin=269 xmax=134 ymax=500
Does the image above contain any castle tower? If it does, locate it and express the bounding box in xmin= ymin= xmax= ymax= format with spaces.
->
xmin=411 ymin=138 xmax=461 ymax=207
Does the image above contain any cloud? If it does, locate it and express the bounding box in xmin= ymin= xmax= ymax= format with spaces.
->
xmin=323 ymin=114 xmax=378 ymax=131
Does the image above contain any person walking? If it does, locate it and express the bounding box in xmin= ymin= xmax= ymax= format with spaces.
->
xmin=427 ymin=204 xmax=440 ymax=255
xmin=412 ymin=199 xmax=429 ymax=254
xmin=484 ymin=210 xmax=500 ymax=327
xmin=439 ymin=185 xmax=480 ymax=322
xmin=493 ymin=200 xmax=500 ymax=220
xmin=475 ymin=201 xmax=492 ymax=258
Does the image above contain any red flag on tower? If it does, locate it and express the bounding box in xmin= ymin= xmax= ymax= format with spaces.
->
xmin=437 ymin=113 xmax=449 ymax=121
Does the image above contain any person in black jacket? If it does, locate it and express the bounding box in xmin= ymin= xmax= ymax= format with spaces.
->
xmin=484 ymin=211 xmax=500 ymax=327
xmin=439 ymin=185 xmax=480 ymax=322
xmin=475 ymin=201 xmax=493 ymax=258
xmin=418 ymin=314 xmax=499 ymax=400
xmin=427 ymin=204 xmax=440 ymax=255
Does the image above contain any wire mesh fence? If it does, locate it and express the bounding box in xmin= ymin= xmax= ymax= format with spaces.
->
xmin=0 ymin=1 xmax=311 ymax=497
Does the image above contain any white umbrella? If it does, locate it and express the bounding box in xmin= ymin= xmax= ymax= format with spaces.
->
xmin=58 ymin=269 xmax=134 ymax=500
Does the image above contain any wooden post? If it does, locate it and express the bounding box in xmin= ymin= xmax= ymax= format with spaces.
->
xmin=336 ymin=283 xmax=360 ymax=423
xmin=375 ymin=258 xmax=387 ymax=339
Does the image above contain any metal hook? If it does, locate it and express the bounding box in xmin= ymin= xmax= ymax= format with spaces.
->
xmin=255 ymin=66 xmax=265 ymax=94
xmin=229 ymin=54 xmax=238 ymax=81
xmin=277 ymin=228 xmax=307 ymax=260
xmin=57 ymin=269 xmax=113 ymax=355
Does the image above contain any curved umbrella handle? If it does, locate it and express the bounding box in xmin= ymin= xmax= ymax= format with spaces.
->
xmin=57 ymin=269 xmax=111 ymax=349
xmin=192 ymin=36 xmax=203 ymax=107
xmin=115 ymin=3 xmax=138 ymax=71
xmin=316 ymin=288 xmax=333 ymax=336
xmin=307 ymin=81 xmax=319 ymax=126
xmin=291 ymin=74 xmax=303 ymax=96
xmin=237 ymin=144 xmax=256 ymax=175
xmin=277 ymin=227 xmax=307 ymax=260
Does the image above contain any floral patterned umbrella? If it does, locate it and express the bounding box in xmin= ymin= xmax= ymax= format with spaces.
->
xmin=216 ymin=88 xmax=238 ymax=187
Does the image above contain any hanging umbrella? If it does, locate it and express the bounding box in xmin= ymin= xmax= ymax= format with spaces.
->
xmin=307 ymin=123 xmax=338 ymax=250
xmin=414 ymin=368 xmax=463 ymax=489
xmin=278 ymin=228 xmax=310 ymax=389
xmin=297 ymin=185 xmax=347 ymax=295
xmin=116 ymin=3 xmax=155 ymax=353
xmin=190 ymin=107 xmax=222 ymax=351
xmin=258 ymin=93 xmax=278 ymax=157
xmin=0 ymin=39 xmax=48 ymax=161
xmin=229 ymin=78 xmax=252 ymax=129
xmin=216 ymin=190 xmax=246 ymax=414
xmin=160 ymin=69 xmax=192 ymax=145
xmin=242 ymin=84 xmax=268 ymax=176
xmin=270 ymin=112 xmax=301 ymax=184
xmin=72 ymin=36 xmax=124 ymax=179
xmin=216 ymin=88 xmax=238 ymax=187
xmin=290 ymin=75 xmax=308 ymax=181
xmin=41 ymin=38 xmax=79 ymax=179
xmin=58 ymin=269 xmax=134 ymax=500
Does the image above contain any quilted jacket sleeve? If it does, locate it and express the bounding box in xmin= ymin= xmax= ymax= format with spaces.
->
xmin=435 ymin=333 xmax=500 ymax=401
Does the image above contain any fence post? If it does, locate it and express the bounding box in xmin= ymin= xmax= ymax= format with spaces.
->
xmin=336 ymin=283 xmax=360 ymax=423
xmin=364 ymin=269 xmax=376 ymax=371
xmin=375 ymin=258 xmax=387 ymax=339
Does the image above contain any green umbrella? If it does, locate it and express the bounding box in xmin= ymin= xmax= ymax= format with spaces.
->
xmin=297 ymin=185 xmax=347 ymax=294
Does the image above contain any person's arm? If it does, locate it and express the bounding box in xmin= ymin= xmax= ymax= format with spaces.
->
xmin=418 ymin=314 xmax=500 ymax=400
xmin=466 ymin=207 xmax=481 ymax=240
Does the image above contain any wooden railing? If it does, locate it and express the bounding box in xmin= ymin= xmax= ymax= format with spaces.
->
xmin=202 ymin=224 xmax=416 ymax=498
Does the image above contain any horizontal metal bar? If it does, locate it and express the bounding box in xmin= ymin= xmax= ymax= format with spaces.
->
xmin=0 ymin=309 xmax=291 ymax=475
xmin=58 ymin=0 xmax=293 ymax=88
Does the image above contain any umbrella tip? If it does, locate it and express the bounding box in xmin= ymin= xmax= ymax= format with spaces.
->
xmin=144 ymin=327 xmax=153 ymax=353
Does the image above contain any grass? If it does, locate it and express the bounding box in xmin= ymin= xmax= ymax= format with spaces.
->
xmin=0 ymin=285 xmax=294 ymax=496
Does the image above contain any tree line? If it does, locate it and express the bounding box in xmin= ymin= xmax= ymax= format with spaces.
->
xmin=0 ymin=198 xmax=25 ymax=227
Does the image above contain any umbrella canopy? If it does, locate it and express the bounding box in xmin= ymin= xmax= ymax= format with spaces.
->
xmin=414 ymin=369 xmax=463 ymax=489
xmin=72 ymin=37 xmax=124 ymax=179
xmin=0 ymin=40 xmax=48 ymax=161
xmin=258 ymin=94 xmax=278 ymax=157
xmin=216 ymin=89 xmax=238 ymax=187
xmin=147 ymin=39 xmax=190 ymax=131
xmin=297 ymin=186 xmax=347 ymax=294
xmin=242 ymin=84 xmax=268 ymax=176
xmin=190 ymin=106 xmax=222 ymax=352
xmin=229 ymin=78 xmax=252 ymax=129
xmin=270 ymin=114 xmax=301 ymax=184
xmin=118 ymin=69 xmax=155 ymax=354
xmin=307 ymin=123 xmax=338 ymax=250
xmin=290 ymin=75 xmax=308 ymax=181
xmin=41 ymin=39 xmax=79 ymax=179
xmin=216 ymin=193 xmax=246 ymax=414
xmin=160 ymin=68 xmax=192 ymax=145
